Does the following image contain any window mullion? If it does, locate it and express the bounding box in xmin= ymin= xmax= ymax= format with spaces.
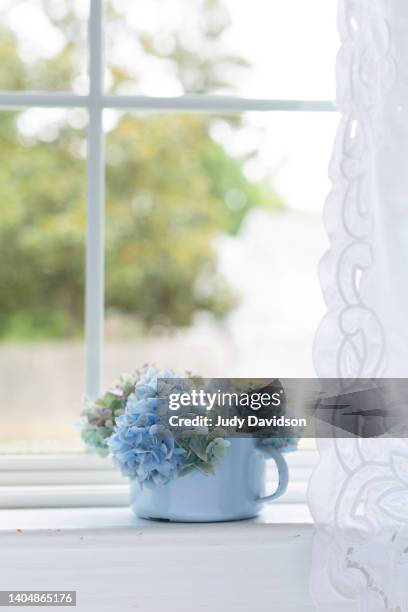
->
xmin=102 ymin=95 xmax=335 ymax=113
xmin=0 ymin=92 xmax=334 ymax=113
xmin=0 ymin=92 xmax=89 ymax=109
xmin=85 ymin=0 xmax=105 ymax=399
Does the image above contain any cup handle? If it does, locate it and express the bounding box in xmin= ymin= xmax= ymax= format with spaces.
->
xmin=256 ymin=445 xmax=289 ymax=503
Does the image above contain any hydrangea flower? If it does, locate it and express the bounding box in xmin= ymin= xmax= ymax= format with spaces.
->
xmin=108 ymin=367 xmax=188 ymax=486
xmin=108 ymin=366 xmax=231 ymax=486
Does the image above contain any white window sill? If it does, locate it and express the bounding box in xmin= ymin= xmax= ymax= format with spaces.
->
xmin=0 ymin=506 xmax=314 ymax=612
xmin=0 ymin=503 xmax=312 ymax=531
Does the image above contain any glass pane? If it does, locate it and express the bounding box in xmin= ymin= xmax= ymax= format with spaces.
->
xmin=105 ymin=0 xmax=337 ymax=99
xmin=0 ymin=0 xmax=89 ymax=92
xmin=0 ymin=109 xmax=87 ymax=452
xmin=104 ymin=110 xmax=337 ymax=388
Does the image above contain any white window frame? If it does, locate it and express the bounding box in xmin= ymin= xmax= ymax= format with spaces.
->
xmin=0 ymin=0 xmax=332 ymax=505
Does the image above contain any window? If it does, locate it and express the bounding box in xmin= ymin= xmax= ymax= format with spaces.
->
xmin=0 ymin=0 xmax=334 ymax=502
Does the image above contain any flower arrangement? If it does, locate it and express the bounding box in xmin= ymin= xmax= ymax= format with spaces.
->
xmin=78 ymin=366 xmax=231 ymax=487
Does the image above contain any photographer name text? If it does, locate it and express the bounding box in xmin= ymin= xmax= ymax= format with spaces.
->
xmin=168 ymin=414 xmax=306 ymax=429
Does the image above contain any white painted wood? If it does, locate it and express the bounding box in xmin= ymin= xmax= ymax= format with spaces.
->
xmin=0 ymin=469 xmax=125 ymax=487
xmin=0 ymin=481 xmax=309 ymax=509
xmin=0 ymin=504 xmax=313 ymax=530
xmin=0 ymin=464 xmax=312 ymax=487
xmin=0 ymin=454 xmax=113 ymax=471
xmin=0 ymin=90 xmax=335 ymax=112
xmin=0 ymin=92 xmax=88 ymax=108
xmin=0 ymin=451 xmax=318 ymax=472
xmin=85 ymin=0 xmax=105 ymax=398
xmin=102 ymin=95 xmax=335 ymax=112
xmin=0 ymin=484 xmax=130 ymax=508
xmin=0 ymin=452 xmax=317 ymax=507
xmin=0 ymin=519 xmax=314 ymax=611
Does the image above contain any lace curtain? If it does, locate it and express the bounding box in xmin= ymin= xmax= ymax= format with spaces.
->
xmin=310 ymin=0 xmax=408 ymax=609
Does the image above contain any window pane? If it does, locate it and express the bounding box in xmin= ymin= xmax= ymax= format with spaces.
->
xmin=0 ymin=0 xmax=89 ymax=92
xmin=105 ymin=0 xmax=337 ymax=99
xmin=104 ymin=111 xmax=337 ymax=388
xmin=0 ymin=109 xmax=87 ymax=452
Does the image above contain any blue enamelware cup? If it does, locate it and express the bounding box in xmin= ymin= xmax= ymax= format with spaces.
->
xmin=129 ymin=437 xmax=289 ymax=522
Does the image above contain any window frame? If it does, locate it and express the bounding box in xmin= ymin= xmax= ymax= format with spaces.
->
xmin=0 ymin=450 xmax=318 ymax=508
xmin=0 ymin=0 xmax=333 ymax=503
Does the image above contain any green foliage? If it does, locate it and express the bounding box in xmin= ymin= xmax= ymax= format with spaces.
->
xmin=0 ymin=1 xmax=285 ymax=340
xmin=79 ymin=369 xmax=142 ymax=457
xmin=0 ymin=112 xmax=86 ymax=339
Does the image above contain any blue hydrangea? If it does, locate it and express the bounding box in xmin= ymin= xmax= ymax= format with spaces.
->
xmin=108 ymin=367 xmax=187 ymax=486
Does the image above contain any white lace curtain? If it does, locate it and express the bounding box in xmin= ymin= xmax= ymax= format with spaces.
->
xmin=310 ymin=0 xmax=408 ymax=609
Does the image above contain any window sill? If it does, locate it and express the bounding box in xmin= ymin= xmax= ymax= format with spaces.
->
xmin=0 ymin=503 xmax=312 ymax=531
xmin=0 ymin=506 xmax=314 ymax=612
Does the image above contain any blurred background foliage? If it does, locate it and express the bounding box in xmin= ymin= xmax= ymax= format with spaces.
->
xmin=0 ymin=0 xmax=285 ymax=340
